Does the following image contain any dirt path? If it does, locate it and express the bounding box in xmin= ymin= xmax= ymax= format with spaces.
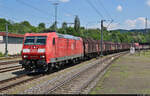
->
xmin=90 ymin=51 xmax=150 ymax=94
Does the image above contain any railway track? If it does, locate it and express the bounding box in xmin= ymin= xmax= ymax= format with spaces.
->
xmin=19 ymin=52 xmax=127 ymax=94
xmin=0 ymin=52 xmax=127 ymax=94
xmin=0 ymin=55 xmax=21 ymax=60
xmin=0 ymin=73 xmax=44 ymax=92
xmin=0 ymin=58 xmax=22 ymax=73
xmin=0 ymin=60 xmax=20 ymax=65
xmin=46 ymin=52 xmax=125 ymax=94
xmin=0 ymin=65 xmax=22 ymax=73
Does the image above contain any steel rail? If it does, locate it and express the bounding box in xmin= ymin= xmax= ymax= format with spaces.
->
xmin=46 ymin=52 xmax=126 ymax=94
xmin=0 ymin=60 xmax=20 ymax=65
xmin=0 ymin=74 xmax=44 ymax=92
xmin=0 ymin=65 xmax=22 ymax=73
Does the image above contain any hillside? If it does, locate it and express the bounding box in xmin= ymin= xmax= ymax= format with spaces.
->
xmin=112 ymin=29 xmax=150 ymax=33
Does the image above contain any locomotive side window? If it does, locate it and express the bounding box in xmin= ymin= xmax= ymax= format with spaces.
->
xmin=53 ymin=38 xmax=55 ymax=45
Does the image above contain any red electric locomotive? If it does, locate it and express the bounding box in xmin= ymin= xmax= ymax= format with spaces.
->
xmin=20 ymin=32 xmax=84 ymax=72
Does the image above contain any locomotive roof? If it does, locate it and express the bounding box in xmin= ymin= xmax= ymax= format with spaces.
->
xmin=24 ymin=32 xmax=81 ymax=40
xmin=56 ymin=33 xmax=80 ymax=40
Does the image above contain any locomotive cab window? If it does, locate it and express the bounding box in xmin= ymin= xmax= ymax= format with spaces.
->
xmin=36 ymin=36 xmax=47 ymax=45
xmin=24 ymin=36 xmax=47 ymax=45
xmin=24 ymin=36 xmax=35 ymax=45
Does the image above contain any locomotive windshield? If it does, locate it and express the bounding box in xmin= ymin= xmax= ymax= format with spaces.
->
xmin=24 ymin=36 xmax=47 ymax=45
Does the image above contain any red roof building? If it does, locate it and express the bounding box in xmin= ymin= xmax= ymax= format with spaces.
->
xmin=0 ymin=32 xmax=24 ymax=44
xmin=0 ymin=32 xmax=24 ymax=38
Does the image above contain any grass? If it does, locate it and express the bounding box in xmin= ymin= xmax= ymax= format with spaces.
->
xmin=140 ymin=89 xmax=150 ymax=94
xmin=90 ymin=63 xmax=116 ymax=94
xmin=90 ymin=51 xmax=150 ymax=94
xmin=134 ymin=50 xmax=150 ymax=57
xmin=119 ymin=71 xmax=130 ymax=79
xmin=0 ymin=52 xmax=5 ymax=57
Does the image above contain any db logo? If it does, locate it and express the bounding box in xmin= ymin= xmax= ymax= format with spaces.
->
xmin=31 ymin=49 xmax=37 ymax=52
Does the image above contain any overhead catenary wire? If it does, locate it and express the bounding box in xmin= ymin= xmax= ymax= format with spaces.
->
xmin=0 ymin=13 xmax=18 ymax=22
xmin=0 ymin=1 xmax=62 ymax=30
xmin=85 ymin=0 xmax=115 ymax=30
xmin=106 ymin=20 xmax=113 ymax=28
xmin=0 ymin=5 xmax=51 ymax=21
xmin=97 ymin=0 xmax=113 ymax=20
xmin=85 ymin=0 xmax=104 ymax=19
xmin=96 ymin=0 xmax=124 ymax=30
xmin=15 ymin=0 xmax=64 ymax=26
xmin=96 ymin=0 xmax=114 ymax=29
xmin=16 ymin=0 xmax=51 ymax=16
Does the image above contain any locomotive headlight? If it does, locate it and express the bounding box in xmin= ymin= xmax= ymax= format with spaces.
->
xmin=23 ymin=49 xmax=30 ymax=53
xmin=40 ymin=55 xmax=45 ymax=58
xmin=38 ymin=49 xmax=45 ymax=53
xmin=23 ymin=55 xmax=28 ymax=58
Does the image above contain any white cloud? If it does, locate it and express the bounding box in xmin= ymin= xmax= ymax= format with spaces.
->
xmin=146 ymin=0 xmax=150 ymax=6
xmin=86 ymin=22 xmax=119 ymax=30
xmin=88 ymin=17 xmax=150 ymax=30
xmin=104 ymin=22 xmax=119 ymax=30
xmin=125 ymin=19 xmax=136 ymax=28
xmin=125 ymin=17 xmax=150 ymax=29
xmin=65 ymin=14 xmax=72 ymax=17
xmin=59 ymin=0 xmax=70 ymax=3
xmin=86 ymin=24 xmax=99 ymax=29
xmin=117 ymin=5 xmax=122 ymax=12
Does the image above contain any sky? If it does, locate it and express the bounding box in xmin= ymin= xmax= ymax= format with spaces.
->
xmin=0 ymin=0 xmax=150 ymax=30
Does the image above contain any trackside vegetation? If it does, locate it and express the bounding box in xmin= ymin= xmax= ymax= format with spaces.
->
xmin=0 ymin=16 xmax=149 ymax=43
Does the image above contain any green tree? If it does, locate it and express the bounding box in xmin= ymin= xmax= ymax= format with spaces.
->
xmin=74 ymin=15 xmax=80 ymax=33
xmin=20 ymin=21 xmax=31 ymax=27
xmin=38 ymin=23 xmax=45 ymax=29
xmin=62 ymin=22 xmax=67 ymax=29
xmin=50 ymin=22 xmax=57 ymax=31
xmin=61 ymin=22 xmax=67 ymax=34
xmin=0 ymin=18 xmax=9 ymax=31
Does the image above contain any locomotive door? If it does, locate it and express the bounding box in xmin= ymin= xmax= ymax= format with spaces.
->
xmin=54 ymin=37 xmax=61 ymax=58
xmin=67 ymin=39 xmax=69 ymax=57
xmin=53 ymin=37 xmax=58 ymax=58
xmin=55 ymin=38 xmax=61 ymax=58
xmin=56 ymin=38 xmax=61 ymax=57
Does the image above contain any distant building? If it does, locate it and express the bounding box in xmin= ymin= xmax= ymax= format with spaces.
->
xmin=0 ymin=32 xmax=24 ymax=55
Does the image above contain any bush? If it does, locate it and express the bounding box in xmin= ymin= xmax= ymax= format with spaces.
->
xmin=0 ymin=52 xmax=4 ymax=57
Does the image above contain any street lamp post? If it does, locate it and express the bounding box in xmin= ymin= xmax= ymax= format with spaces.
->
xmin=53 ymin=2 xmax=59 ymax=31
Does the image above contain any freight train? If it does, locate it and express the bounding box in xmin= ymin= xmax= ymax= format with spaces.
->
xmin=19 ymin=32 xmax=131 ymax=72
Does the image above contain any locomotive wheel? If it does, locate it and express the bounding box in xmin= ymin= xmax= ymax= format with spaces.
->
xmin=23 ymin=60 xmax=34 ymax=71
xmin=43 ymin=64 xmax=49 ymax=72
xmin=55 ymin=63 xmax=61 ymax=69
xmin=46 ymin=64 xmax=54 ymax=73
xmin=47 ymin=67 xmax=53 ymax=73
xmin=61 ymin=62 xmax=65 ymax=67
xmin=72 ymin=59 xmax=76 ymax=64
